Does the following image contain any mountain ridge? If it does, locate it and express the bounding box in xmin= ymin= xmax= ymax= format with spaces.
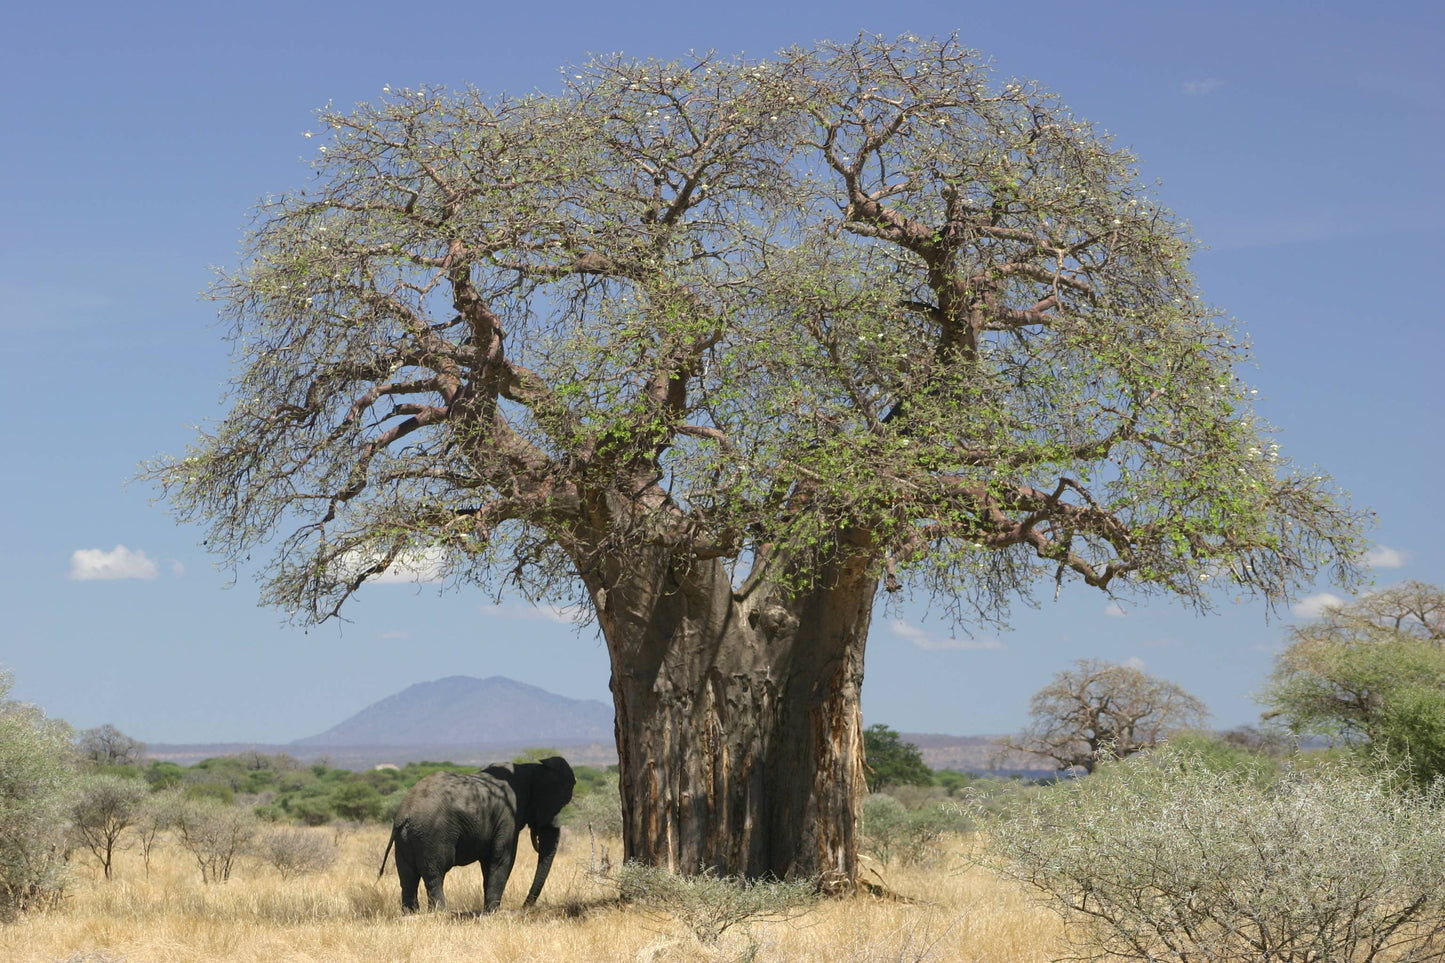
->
xmin=290 ymin=674 xmax=615 ymax=748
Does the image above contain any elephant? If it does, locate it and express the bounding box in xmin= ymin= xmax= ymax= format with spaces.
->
xmin=378 ymin=755 xmax=575 ymax=913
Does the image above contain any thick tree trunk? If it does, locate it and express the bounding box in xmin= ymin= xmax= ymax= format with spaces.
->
xmin=583 ymin=546 xmax=876 ymax=884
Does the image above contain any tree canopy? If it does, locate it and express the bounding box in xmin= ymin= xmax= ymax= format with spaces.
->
xmin=1262 ymin=581 xmax=1445 ymax=783
xmin=151 ymin=34 xmax=1365 ymax=880
xmin=1008 ymin=658 xmax=1210 ymax=773
xmin=863 ymin=724 xmax=933 ymax=791
xmin=155 ymin=34 xmax=1361 ymax=624
xmin=77 ymin=724 xmax=147 ymax=769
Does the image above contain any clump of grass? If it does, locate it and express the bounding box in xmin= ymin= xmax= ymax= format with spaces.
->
xmin=615 ymin=863 xmax=820 ymax=944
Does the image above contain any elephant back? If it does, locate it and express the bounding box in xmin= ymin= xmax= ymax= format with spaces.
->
xmin=394 ymin=770 xmax=518 ymax=842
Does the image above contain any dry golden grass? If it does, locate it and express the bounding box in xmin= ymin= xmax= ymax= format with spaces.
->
xmin=1 ymin=826 xmax=1066 ymax=962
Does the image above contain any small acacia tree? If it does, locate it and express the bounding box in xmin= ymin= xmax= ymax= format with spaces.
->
xmin=70 ymin=774 xmax=148 ymax=881
xmin=151 ymin=35 xmax=1363 ymax=882
xmin=169 ymin=798 xmax=258 ymax=884
xmin=1262 ymin=581 xmax=1445 ymax=783
xmin=1008 ymin=659 xmax=1209 ymax=772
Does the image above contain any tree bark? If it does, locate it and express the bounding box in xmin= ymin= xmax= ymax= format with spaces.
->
xmin=583 ymin=544 xmax=876 ymax=884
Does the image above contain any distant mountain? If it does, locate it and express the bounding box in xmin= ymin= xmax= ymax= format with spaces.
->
xmin=291 ymin=675 xmax=615 ymax=748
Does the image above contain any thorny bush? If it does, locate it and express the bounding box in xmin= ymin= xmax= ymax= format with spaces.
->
xmin=985 ymin=746 xmax=1445 ymax=962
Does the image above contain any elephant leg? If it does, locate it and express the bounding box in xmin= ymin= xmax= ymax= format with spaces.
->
xmin=398 ymin=867 xmax=421 ymax=913
xmin=481 ymin=843 xmax=516 ymax=913
xmin=424 ymin=871 xmax=447 ymax=911
xmin=421 ymin=867 xmax=447 ymax=913
xmin=396 ymin=852 xmax=422 ymax=913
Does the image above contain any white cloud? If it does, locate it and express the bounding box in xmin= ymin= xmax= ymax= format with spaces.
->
xmin=890 ymin=620 xmax=1004 ymax=652
xmin=169 ymin=560 xmax=186 ymax=578
xmin=1365 ymin=545 xmax=1408 ymax=569
xmin=341 ymin=546 xmax=447 ymax=584
xmin=1183 ymin=78 xmax=1224 ymax=95
xmin=1292 ymin=592 xmax=1345 ymax=619
xmin=479 ymin=602 xmax=589 ymax=625
xmin=1104 ymin=601 xmax=1127 ymax=618
xmin=1123 ymin=656 xmax=1147 ymax=671
xmin=68 ymin=545 xmax=159 ymax=581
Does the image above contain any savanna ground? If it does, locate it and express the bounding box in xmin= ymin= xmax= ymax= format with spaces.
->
xmin=2 ymin=825 xmax=1063 ymax=963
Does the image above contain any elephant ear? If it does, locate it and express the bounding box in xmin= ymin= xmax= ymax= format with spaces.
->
xmin=530 ymin=756 xmax=576 ymax=828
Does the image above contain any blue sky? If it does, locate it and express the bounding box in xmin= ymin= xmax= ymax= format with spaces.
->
xmin=1 ymin=0 xmax=1440 ymax=745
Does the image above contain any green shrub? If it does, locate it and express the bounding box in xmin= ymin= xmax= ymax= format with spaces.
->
xmin=182 ymin=781 xmax=235 ymax=806
xmin=359 ymin=767 xmax=404 ymax=794
xmin=329 ymin=782 xmax=383 ymax=822
xmin=862 ymin=793 xmax=965 ymax=867
xmin=1163 ymin=731 xmax=1281 ymax=785
xmin=0 ymin=669 xmax=76 ymax=920
xmin=571 ymin=764 xmax=616 ymax=796
xmin=288 ymin=796 xmax=333 ymax=827
xmin=1261 ymin=582 xmax=1445 ymax=785
xmin=252 ymin=803 xmax=285 ymax=822
xmin=987 ymin=747 xmax=1445 ymax=963
xmin=144 ymin=761 xmax=185 ymax=791
xmin=932 ymin=769 xmax=973 ymax=795
xmin=189 ymin=756 xmax=252 ymax=791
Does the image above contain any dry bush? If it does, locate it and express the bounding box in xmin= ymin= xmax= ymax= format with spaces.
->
xmin=615 ymin=863 xmax=820 ymax=944
xmin=256 ymin=827 xmax=337 ymax=878
xmin=168 ymin=798 xmax=258 ymax=884
xmin=988 ymin=747 xmax=1445 ymax=962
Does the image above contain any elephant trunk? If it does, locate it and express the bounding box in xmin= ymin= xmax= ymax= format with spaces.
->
xmin=523 ymin=825 xmax=560 ymax=907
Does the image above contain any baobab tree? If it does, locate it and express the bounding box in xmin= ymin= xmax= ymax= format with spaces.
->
xmin=1008 ymin=659 xmax=1210 ymax=773
xmin=151 ymin=35 xmax=1365 ymax=884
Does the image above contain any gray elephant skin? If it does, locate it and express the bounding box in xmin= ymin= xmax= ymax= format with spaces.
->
xmin=378 ymin=756 xmax=576 ymax=913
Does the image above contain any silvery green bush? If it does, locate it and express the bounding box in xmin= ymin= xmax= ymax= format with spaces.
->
xmin=0 ymin=669 xmax=75 ymax=920
xmin=987 ymin=747 xmax=1445 ymax=962
xmin=567 ymin=773 xmax=624 ymax=840
xmin=862 ymin=793 xmax=966 ymax=868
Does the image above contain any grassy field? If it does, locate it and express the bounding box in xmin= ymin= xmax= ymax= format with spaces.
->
xmin=1 ymin=826 xmax=1064 ymax=962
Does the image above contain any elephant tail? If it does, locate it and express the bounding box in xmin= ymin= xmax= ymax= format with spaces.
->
xmin=377 ymin=826 xmax=398 ymax=879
